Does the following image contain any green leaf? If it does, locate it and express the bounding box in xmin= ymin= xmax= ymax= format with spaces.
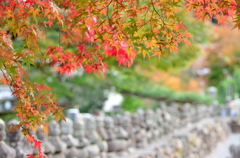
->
xmin=22 ymin=57 xmax=36 ymax=71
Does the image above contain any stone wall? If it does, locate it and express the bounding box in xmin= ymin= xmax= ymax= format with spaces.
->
xmin=0 ymin=103 xmax=230 ymax=158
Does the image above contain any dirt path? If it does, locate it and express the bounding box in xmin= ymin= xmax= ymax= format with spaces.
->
xmin=206 ymin=134 xmax=240 ymax=158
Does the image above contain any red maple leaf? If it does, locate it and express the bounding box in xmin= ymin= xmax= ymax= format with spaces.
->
xmin=25 ymin=0 xmax=35 ymax=6
xmin=84 ymin=65 xmax=92 ymax=73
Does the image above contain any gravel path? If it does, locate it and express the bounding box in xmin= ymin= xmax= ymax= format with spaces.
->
xmin=206 ymin=134 xmax=240 ymax=158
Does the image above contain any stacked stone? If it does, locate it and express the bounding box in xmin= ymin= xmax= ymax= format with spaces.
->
xmin=0 ymin=102 xmax=224 ymax=158
xmin=48 ymin=120 xmax=67 ymax=158
xmin=95 ymin=115 xmax=108 ymax=158
xmin=0 ymin=118 xmax=15 ymax=158
xmin=137 ymin=119 xmax=230 ymax=158
xmin=83 ymin=114 xmax=101 ymax=158
xmin=6 ymin=120 xmax=26 ymax=158
xmin=60 ymin=118 xmax=79 ymax=158
xmin=36 ymin=125 xmax=55 ymax=157
xmin=72 ymin=113 xmax=89 ymax=158
xmin=179 ymin=103 xmax=189 ymax=126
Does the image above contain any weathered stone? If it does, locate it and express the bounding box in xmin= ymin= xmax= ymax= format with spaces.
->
xmin=0 ymin=118 xmax=16 ymax=158
xmin=83 ymin=114 xmax=101 ymax=158
xmin=120 ymin=112 xmax=135 ymax=152
xmin=114 ymin=114 xmax=129 ymax=156
xmin=155 ymin=108 xmax=164 ymax=137
xmin=6 ymin=120 xmax=25 ymax=158
xmin=230 ymin=144 xmax=240 ymax=158
xmin=72 ymin=113 xmax=89 ymax=158
xmin=36 ymin=125 xmax=55 ymax=157
xmin=22 ymin=130 xmax=34 ymax=156
xmin=144 ymin=110 xmax=157 ymax=142
xmin=95 ymin=115 xmax=108 ymax=158
xmin=48 ymin=120 xmax=67 ymax=158
xmin=132 ymin=113 xmax=147 ymax=148
xmin=60 ymin=118 xmax=79 ymax=158
xmin=104 ymin=116 xmax=118 ymax=154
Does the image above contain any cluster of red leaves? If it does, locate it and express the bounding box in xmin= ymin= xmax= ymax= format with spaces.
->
xmin=0 ymin=0 xmax=64 ymax=157
xmin=104 ymin=41 xmax=136 ymax=67
xmin=46 ymin=45 xmax=110 ymax=74
xmin=48 ymin=14 xmax=136 ymax=74
xmin=185 ymin=0 xmax=237 ymax=26
xmin=26 ymin=134 xmax=45 ymax=158
xmin=60 ymin=13 xmax=136 ymax=72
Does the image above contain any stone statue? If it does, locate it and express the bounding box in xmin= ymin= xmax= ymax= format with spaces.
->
xmin=155 ymin=108 xmax=164 ymax=137
xmin=95 ymin=116 xmax=108 ymax=158
xmin=6 ymin=119 xmax=25 ymax=158
xmin=161 ymin=108 xmax=173 ymax=134
xmin=104 ymin=116 xmax=119 ymax=157
xmin=121 ymin=112 xmax=135 ymax=150
xmin=144 ymin=110 xmax=156 ymax=142
xmin=83 ymin=114 xmax=100 ymax=158
xmin=60 ymin=118 xmax=79 ymax=158
xmin=155 ymin=146 xmax=167 ymax=158
xmin=114 ymin=114 xmax=129 ymax=155
xmin=36 ymin=125 xmax=55 ymax=157
xmin=230 ymin=144 xmax=240 ymax=158
xmin=73 ymin=113 xmax=89 ymax=158
xmin=159 ymin=101 xmax=167 ymax=110
xmin=169 ymin=102 xmax=181 ymax=128
xmin=137 ymin=109 xmax=147 ymax=130
xmin=48 ymin=120 xmax=67 ymax=158
xmin=0 ymin=118 xmax=16 ymax=158
xmin=22 ymin=130 xmax=34 ymax=156
xmin=132 ymin=113 xmax=146 ymax=148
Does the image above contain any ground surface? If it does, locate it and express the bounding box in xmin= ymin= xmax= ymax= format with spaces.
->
xmin=206 ymin=133 xmax=240 ymax=158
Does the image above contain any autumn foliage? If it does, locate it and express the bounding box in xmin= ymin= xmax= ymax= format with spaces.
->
xmin=0 ymin=0 xmax=240 ymax=157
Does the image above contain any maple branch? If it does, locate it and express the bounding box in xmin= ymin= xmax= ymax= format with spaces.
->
xmin=1 ymin=63 xmax=19 ymax=98
xmin=0 ymin=68 xmax=16 ymax=96
xmin=151 ymin=0 xmax=166 ymax=26
xmin=138 ymin=19 xmax=151 ymax=30
xmin=107 ymin=1 xmax=112 ymax=20
xmin=97 ymin=0 xmax=112 ymax=12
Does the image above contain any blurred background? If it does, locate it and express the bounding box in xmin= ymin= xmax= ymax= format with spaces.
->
xmin=1 ymin=8 xmax=240 ymax=119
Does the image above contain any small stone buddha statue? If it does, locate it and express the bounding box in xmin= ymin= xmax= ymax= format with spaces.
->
xmin=48 ymin=120 xmax=67 ymax=158
xmin=95 ymin=115 xmax=108 ymax=158
xmin=155 ymin=108 xmax=164 ymax=137
xmin=22 ymin=129 xmax=34 ymax=156
xmin=0 ymin=118 xmax=16 ymax=158
xmin=120 ymin=112 xmax=135 ymax=149
xmin=144 ymin=110 xmax=155 ymax=143
xmin=161 ymin=108 xmax=173 ymax=134
xmin=83 ymin=114 xmax=100 ymax=158
xmin=36 ymin=125 xmax=55 ymax=157
xmin=104 ymin=116 xmax=118 ymax=158
xmin=73 ymin=113 xmax=89 ymax=158
xmin=60 ymin=118 xmax=79 ymax=158
xmin=132 ymin=113 xmax=146 ymax=148
xmin=6 ymin=119 xmax=25 ymax=158
xmin=114 ymin=114 xmax=129 ymax=154
xmin=230 ymin=144 xmax=240 ymax=158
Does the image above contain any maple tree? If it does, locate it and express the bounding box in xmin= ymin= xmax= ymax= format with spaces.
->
xmin=0 ymin=0 xmax=240 ymax=157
